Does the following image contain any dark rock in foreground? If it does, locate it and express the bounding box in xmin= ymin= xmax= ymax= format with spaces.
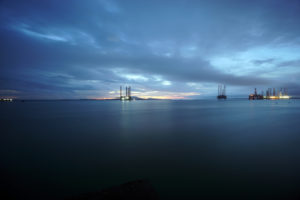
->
xmin=67 ymin=180 xmax=159 ymax=200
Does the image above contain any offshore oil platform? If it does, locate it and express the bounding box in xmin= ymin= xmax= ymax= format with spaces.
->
xmin=217 ymin=85 xmax=227 ymax=99
xmin=120 ymin=86 xmax=132 ymax=101
xmin=248 ymin=88 xmax=264 ymax=100
xmin=249 ymin=88 xmax=290 ymax=100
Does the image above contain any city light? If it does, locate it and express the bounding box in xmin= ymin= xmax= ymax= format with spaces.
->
xmin=0 ymin=98 xmax=13 ymax=102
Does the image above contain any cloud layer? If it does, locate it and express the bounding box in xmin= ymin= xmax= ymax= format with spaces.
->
xmin=1 ymin=0 xmax=300 ymax=99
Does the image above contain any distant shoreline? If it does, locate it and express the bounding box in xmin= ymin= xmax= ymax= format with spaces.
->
xmin=2 ymin=97 xmax=300 ymax=102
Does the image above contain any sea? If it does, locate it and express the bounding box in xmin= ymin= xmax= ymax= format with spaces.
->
xmin=1 ymin=99 xmax=300 ymax=199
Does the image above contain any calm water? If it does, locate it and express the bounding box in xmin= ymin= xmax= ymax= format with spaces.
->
xmin=1 ymin=99 xmax=300 ymax=199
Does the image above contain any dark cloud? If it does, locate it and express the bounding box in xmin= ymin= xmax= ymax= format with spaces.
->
xmin=252 ymin=59 xmax=275 ymax=65
xmin=277 ymin=59 xmax=300 ymax=68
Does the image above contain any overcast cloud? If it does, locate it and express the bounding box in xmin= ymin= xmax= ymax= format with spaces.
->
xmin=1 ymin=0 xmax=300 ymax=99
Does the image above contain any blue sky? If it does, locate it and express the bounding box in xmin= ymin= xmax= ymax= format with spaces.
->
xmin=1 ymin=0 xmax=300 ymax=99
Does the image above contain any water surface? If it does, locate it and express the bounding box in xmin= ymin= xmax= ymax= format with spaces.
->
xmin=1 ymin=99 xmax=300 ymax=199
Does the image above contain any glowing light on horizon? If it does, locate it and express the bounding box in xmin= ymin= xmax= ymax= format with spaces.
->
xmin=279 ymin=95 xmax=290 ymax=99
xmin=138 ymin=96 xmax=185 ymax=100
xmin=93 ymin=97 xmax=115 ymax=100
xmin=0 ymin=98 xmax=13 ymax=101
xmin=264 ymin=95 xmax=291 ymax=99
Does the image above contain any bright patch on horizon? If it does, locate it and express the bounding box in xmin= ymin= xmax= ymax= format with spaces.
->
xmin=132 ymin=90 xmax=200 ymax=100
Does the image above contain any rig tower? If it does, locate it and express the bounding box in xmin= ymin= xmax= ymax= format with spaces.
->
xmin=249 ymin=88 xmax=264 ymax=100
xmin=217 ymin=85 xmax=227 ymax=99
xmin=120 ymin=86 xmax=132 ymax=101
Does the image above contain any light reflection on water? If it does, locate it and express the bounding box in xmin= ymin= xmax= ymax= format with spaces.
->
xmin=0 ymin=99 xmax=300 ymax=199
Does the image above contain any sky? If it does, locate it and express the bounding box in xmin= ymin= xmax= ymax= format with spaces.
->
xmin=1 ymin=0 xmax=300 ymax=99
